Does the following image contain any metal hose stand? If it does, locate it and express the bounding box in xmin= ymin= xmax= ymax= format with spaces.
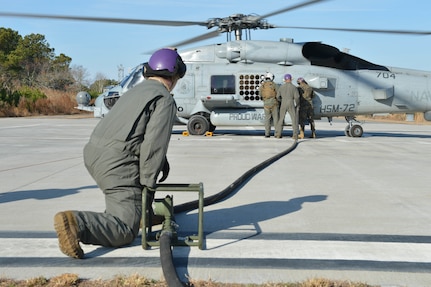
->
xmin=174 ymin=139 xmax=298 ymax=214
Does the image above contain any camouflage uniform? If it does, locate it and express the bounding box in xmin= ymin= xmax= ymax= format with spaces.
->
xmin=297 ymin=81 xmax=316 ymax=138
xmin=259 ymin=80 xmax=279 ymax=137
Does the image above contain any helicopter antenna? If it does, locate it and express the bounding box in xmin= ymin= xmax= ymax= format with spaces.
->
xmin=117 ymin=65 xmax=124 ymax=82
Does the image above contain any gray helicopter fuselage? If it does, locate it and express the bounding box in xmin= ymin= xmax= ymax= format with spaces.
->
xmin=79 ymin=39 xmax=431 ymax=135
xmin=174 ymin=40 xmax=431 ymax=125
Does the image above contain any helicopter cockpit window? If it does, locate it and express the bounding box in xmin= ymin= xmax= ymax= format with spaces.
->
xmin=125 ymin=66 xmax=144 ymax=90
xmin=119 ymin=69 xmax=134 ymax=87
xmin=119 ymin=64 xmax=144 ymax=89
xmin=211 ymin=75 xmax=235 ymax=94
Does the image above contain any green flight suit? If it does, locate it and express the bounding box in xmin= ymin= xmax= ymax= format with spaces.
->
xmin=276 ymin=82 xmax=300 ymax=137
xmin=75 ymin=79 xmax=176 ymax=247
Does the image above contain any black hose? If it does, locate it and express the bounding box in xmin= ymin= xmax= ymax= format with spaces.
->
xmin=174 ymin=139 xmax=298 ymax=213
xmin=159 ymin=231 xmax=185 ymax=287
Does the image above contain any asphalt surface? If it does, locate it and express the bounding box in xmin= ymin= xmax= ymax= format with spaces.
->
xmin=1 ymin=116 xmax=431 ymax=286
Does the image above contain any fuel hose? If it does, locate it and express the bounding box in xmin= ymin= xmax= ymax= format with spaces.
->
xmin=158 ymin=138 xmax=299 ymax=286
xmin=174 ymin=139 xmax=298 ymax=213
xmin=159 ymin=231 xmax=185 ymax=287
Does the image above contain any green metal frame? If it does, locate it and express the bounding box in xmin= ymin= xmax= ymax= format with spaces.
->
xmin=142 ymin=183 xmax=204 ymax=250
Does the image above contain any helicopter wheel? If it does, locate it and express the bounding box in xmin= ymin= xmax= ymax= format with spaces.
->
xmin=344 ymin=125 xmax=351 ymax=137
xmin=349 ymin=124 xmax=363 ymax=137
xmin=187 ymin=115 xmax=210 ymax=135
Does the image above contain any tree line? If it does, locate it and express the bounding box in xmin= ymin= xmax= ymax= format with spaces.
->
xmin=0 ymin=27 xmax=117 ymax=116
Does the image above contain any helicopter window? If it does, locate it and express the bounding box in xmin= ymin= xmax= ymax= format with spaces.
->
xmin=211 ymin=75 xmax=236 ymax=94
xmin=104 ymin=91 xmax=120 ymax=110
xmin=119 ymin=64 xmax=144 ymax=88
xmin=302 ymin=42 xmax=389 ymax=71
xmin=119 ymin=70 xmax=134 ymax=87
xmin=125 ymin=66 xmax=144 ymax=90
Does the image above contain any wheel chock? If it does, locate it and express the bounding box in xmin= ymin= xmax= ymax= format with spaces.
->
xmin=182 ymin=131 xmax=189 ymax=136
xmin=205 ymin=131 xmax=213 ymax=137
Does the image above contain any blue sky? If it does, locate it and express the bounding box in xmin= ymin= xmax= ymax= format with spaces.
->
xmin=1 ymin=0 xmax=430 ymax=81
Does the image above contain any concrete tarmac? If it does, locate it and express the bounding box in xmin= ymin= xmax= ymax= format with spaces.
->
xmin=1 ymin=116 xmax=431 ymax=286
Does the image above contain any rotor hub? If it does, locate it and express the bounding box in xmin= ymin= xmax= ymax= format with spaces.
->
xmin=206 ymin=14 xmax=271 ymax=33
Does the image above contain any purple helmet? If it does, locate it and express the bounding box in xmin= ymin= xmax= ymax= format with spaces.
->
xmin=284 ymin=74 xmax=292 ymax=80
xmin=144 ymin=48 xmax=186 ymax=78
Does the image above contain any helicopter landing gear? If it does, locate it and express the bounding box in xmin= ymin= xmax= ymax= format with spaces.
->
xmin=187 ymin=114 xmax=210 ymax=135
xmin=344 ymin=116 xmax=363 ymax=137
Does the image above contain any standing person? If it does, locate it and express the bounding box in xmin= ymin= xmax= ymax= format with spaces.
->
xmin=259 ymin=72 xmax=279 ymax=138
xmin=275 ymin=74 xmax=300 ymax=139
xmin=53 ymin=48 xmax=187 ymax=259
xmin=297 ymin=77 xmax=316 ymax=138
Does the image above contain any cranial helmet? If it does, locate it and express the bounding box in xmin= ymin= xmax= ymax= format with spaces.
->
xmin=265 ymin=72 xmax=274 ymax=81
xmin=144 ymin=48 xmax=187 ymax=79
xmin=284 ymin=74 xmax=292 ymax=80
xmin=297 ymin=77 xmax=304 ymax=83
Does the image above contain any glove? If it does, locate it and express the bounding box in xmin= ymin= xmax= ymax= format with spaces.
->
xmin=158 ymin=158 xmax=170 ymax=183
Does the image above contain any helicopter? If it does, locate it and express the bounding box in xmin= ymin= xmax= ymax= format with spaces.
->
xmin=3 ymin=0 xmax=431 ymax=137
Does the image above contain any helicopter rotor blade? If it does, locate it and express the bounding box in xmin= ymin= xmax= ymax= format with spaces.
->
xmin=272 ymin=25 xmax=431 ymax=35
xmin=255 ymin=0 xmax=330 ymax=21
xmin=145 ymin=30 xmax=222 ymax=54
xmin=167 ymin=30 xmax=221 ymax=48
xmin=0 ymin=12 xmax=208 ymax=27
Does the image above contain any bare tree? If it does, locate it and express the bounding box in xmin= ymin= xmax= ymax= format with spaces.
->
xmin=70 ymin=64 xmax=90 ymax=91
xmin=93 ymin=72 xmax=108 ymax=94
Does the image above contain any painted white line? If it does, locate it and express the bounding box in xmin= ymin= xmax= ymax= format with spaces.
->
xmin=1 ymin=238 xmax=431 ymax=263
xmin=0 ymin=124 xmax=41 ymax=129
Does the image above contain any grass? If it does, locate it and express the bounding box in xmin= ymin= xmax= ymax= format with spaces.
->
xmin=0 ymin=89 xmax=85 ymax=117
xmin=0 ymin=274 xmax=380 ymax=287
